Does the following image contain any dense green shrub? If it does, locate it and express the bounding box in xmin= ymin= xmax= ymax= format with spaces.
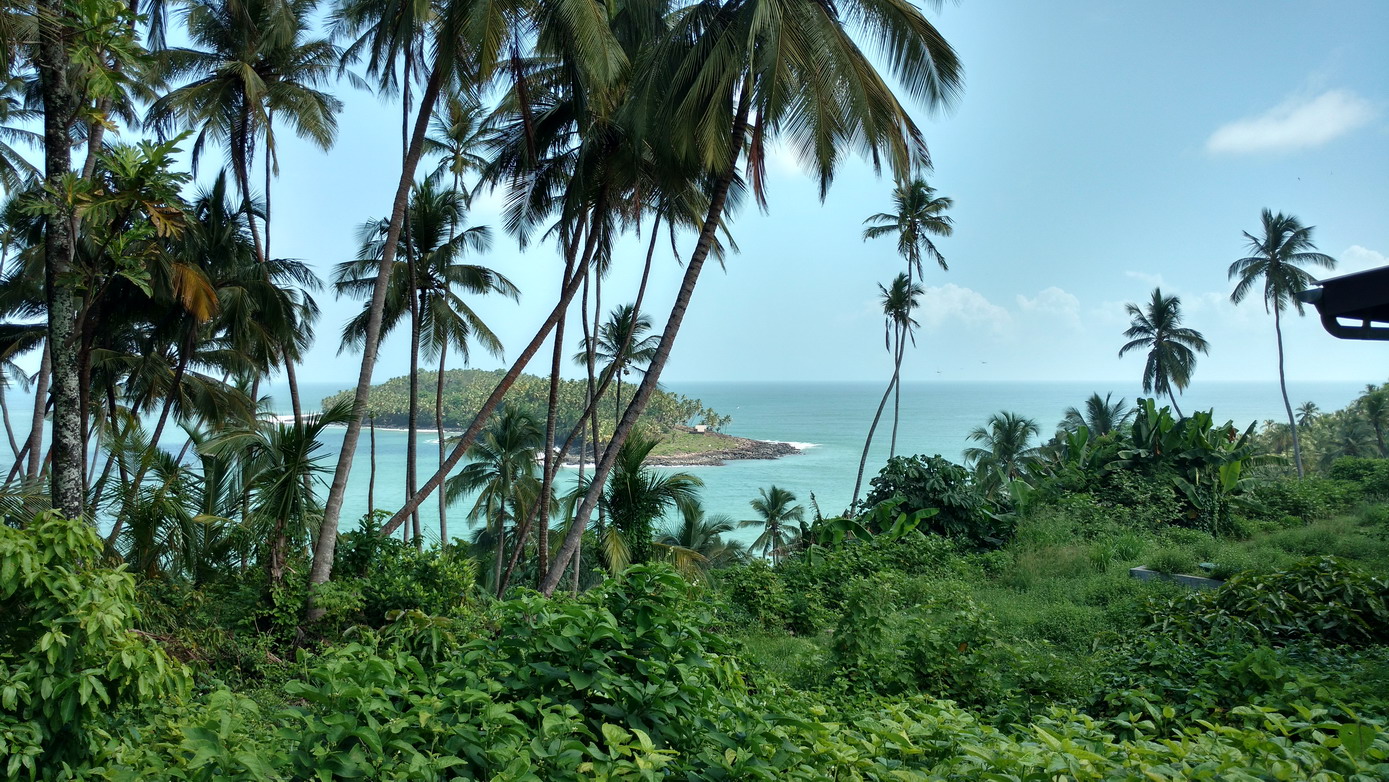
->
xmin=1152 ymin=556 xmax=1389 ymax=647
xmin=863 ymin=454 xmax=1002 ymax=544
xmin=1093 ymin=636 xmax=1389 ymax=726
xmin=715 ymin=560 xmax=791 ymax=630
xmin=0 ymin=512 xmax=188 ymax=777
xmin=1331 ymin=457 xmax=1389 ymax=498
xmin=1246 ymin=477 xmax=1362 ymax=523
xmin=776 ymin=533 xmax=962 ymax=613
xmin=332 ymin=514 xmax=481 ymax=625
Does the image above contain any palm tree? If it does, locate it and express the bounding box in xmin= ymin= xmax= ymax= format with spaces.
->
xmin=851 ymin=273 xmax=924 ymax=512
xmin=1295 ymin=401 xmax=1321 ymax=430
xmin=1118 ymin=288 xmax=1208 ymax=418
xmin=446 ymin=406 xmax=543 ymax=591
xmin=740 ymin=485 xmax=805 ymax=566
xmin=862 ymin=178 xmax=952 ymax=466
xmin=202 ymin=400 xmax=354 ymax=585
xmin=1359 ymin=390 xmax=1389 ymax=457
xmin=575 ymin=303 xmax=660 ymax=429
xmin=1062 ymin=392 xmax=1136 ymax=436
xmin=598 ymin=432 xmax=702 ymax=570
xmin=310 ymin=0 xmax=627 ymax=601
xmin=539 ymin=0 xmax=963 ymax=596
xmin=336 ymin=179 xmax=515 ymax=543
xmin=146 ymin=0 xmax=343 ymax=264
xmin=657 ymin=503 xmax=744 ymax=577
xmin=0 ymin=76 xmax=39 ymax=193
xmin=863 ymin=178 xmax=953 ymax=284
xmin=1229 ymin=209 xmax=1337 ymax=478
xmin=964 ymin=411 xmax=1041 ymax=492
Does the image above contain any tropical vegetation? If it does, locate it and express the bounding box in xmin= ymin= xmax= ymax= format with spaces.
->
xmin=3 ymin=0 xmax=1387 ymax=774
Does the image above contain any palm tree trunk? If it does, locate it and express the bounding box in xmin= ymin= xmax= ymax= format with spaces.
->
xmin=539 ymin=83 xmax=752 ymax=596
xmin=436 ymin=342 xmax=449 ymax=544
xmin=497 ymin=226 xmax=659 ymax=593
xmin=852 ymin=372 xmax=897 ymax=514
xmin=582 ymin=265 xmax=605 ymax=547
xmin=1275 ymin=306 xmax=1304 ymax=478
xmin=406 ymin=281 xmax=423 ymax=546
xmin=308 ymin=60 xmax=448 ymax=600
xmin=1 ymin=383 xmax=22 ymax=463
xmin=35 ymin=1 xmax=83 ymax=518
xmin=25 ymin=343 xmax=50 ymax=481
xmin=367 ymin=412 xmax=376 ymax=512
xmin=1167 ymin=391 xmax=1184 ymax=419
xmin=535 ymin=228 xmax=585 ymax=584
xmin=889 ymin=325 xmax=904 ymax=457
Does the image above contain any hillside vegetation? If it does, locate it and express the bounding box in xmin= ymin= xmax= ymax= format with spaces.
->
xmin=322 ymin=368 xmax=731 ymax=441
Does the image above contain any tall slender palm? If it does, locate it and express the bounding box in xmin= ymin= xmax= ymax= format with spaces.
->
xmin=446 ymin=406 xmax=543 ymax=591
xmin=1062 ymin=392 xmax=1135 ymax=436
xmin=863 ymin=178 xmax=953 ymax=284
xmin=862 ymin=178 xmax=951 ymax=463
xmin=540 ymin=0 xmax=963 ymax=595
xmin=1229 ymin=210 xmax=1337 ymax=478
xmin=146 ymin=0 xmax=343 ymax=264
xmin=575 ymin=303 xmax=660 ymax=429
xmin=851 ymin=273 xmax=923 ymax=512
xmin=336 ymin=179 xmax=515 ymax=544
xmin=740 ymin=485 xmax=804 ymax=566
xmin=1118 ymin=288 xmax=1208 ymax=418
xmin=963 ymin=411 xmax=1041 ymax=492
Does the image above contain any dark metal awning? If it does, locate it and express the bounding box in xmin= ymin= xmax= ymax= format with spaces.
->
xmin=1298 ymin=265 xmax=1389 ymax=341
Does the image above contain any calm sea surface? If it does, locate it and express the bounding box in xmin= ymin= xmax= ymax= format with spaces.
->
xmin=5 ymin=379 xmax=1373 ymax=546
xmin=276 ymin=378 xmax=1372 ymax=546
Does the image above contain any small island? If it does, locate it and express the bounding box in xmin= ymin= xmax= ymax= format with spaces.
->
xmin=620 ymin=426 xmax=800 ymax=466
xmin=325 ymin=369 xmax=801 ymax=465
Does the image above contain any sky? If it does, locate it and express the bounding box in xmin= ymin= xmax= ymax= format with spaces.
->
xmin=100 ymin=1 xmax=1389 ymax=386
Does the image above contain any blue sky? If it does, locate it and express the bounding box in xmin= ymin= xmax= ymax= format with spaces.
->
xmin=193 ymin=1 xmax=1389 ymax=386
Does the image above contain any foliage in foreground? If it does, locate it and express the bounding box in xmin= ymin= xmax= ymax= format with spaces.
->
xmin=4 ymin=512 xmax=1389 ymax=779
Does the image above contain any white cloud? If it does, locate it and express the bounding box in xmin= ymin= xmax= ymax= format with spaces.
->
xmin=1206 ymin=89 xmax=1375 ymax=155
xmin=920 ymin=283 xmax=1012 ymax=333
xmin=1017 ymin=286 xmax=1082 ymax=330
xmin=1124 ymin=270 xmax=1167 ymax=289
xmin=1337 ymin=245 xmax=1388 ymax=276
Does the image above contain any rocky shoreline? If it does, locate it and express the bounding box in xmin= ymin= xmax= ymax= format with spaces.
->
xmin=563 ymin=431 xmax=801 ymax=467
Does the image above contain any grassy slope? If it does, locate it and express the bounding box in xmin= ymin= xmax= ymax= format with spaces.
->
xmin=735 ymin=502 xmax=1389 ymax=679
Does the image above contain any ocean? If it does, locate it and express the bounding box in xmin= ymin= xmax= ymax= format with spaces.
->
xmin=3 ymin=379 xmax=1373 ymax=547
xmin=272 ymin=378 xmax=1372 ymax=546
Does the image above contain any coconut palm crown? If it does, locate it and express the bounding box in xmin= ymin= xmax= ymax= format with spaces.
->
xmin=1118 ymin=288 xmax=1208 ymax=418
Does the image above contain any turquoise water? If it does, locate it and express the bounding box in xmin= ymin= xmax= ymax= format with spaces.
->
xmin=3 ymin=378 xmax=1371 ymax=546
xmin=273 ymin=378 xmax=1372 ymax=546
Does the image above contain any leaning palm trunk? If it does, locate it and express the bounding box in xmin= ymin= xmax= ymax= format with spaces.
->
xmin=535 ymin=229 xmax=586 ymax=582
xmin=308 ymin=61 xmax=448 ymax=601
xmin=25 ymin=343 xmax=50 ymax=480
xmin=539 ymin=89 xmax=752 ymax=596
xmin=436 ymin=342 xmax=448 ymax=543
xmin=498 ymin=223 xmax=661 ymax=594
xmin=851 ymin=363 xmax=897 ymax=514
xmin=1275 ymin=307 xmax=1304 ymax=477
xmin=888 ymin=327 xmax=905 ymax=457
xmin=379 ymin=259 xmax=589 ymax=537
